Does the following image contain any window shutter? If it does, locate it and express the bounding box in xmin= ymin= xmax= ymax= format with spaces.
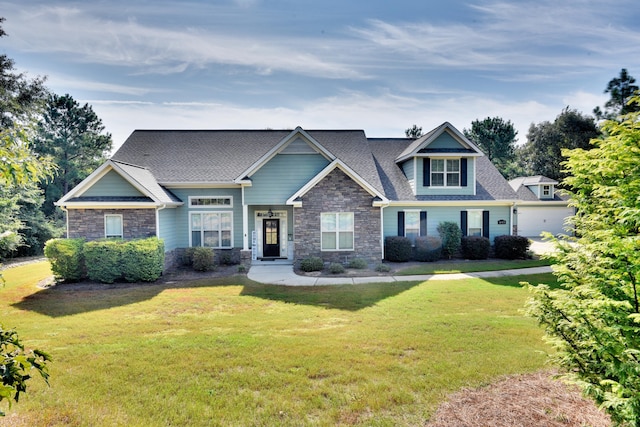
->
xmin=398 ymin=211 xmax=405 ymax=236
xmin=423 ymin=158 xmax=430 ymax=186
xmin=461 ymin=158 xmax=468 ymax=187
xmin=460 ymin=211 xmax=468 ymax=237
xmin=482 ymin=210 xmax=490 ymax=238
xmin=420 ymin=211 xmax=427 ymax=236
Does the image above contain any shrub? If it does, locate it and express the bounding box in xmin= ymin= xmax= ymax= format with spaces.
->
xmin=218 ymin=250 xmax=237 ymax=265
xmin=375 ymin=263 xmax=391 ymax=273
xmin=122 ymin=238 xmax=164 ymax=282
xmin=461 ymin=236 xmax=490 ymax=260
xmin=494 ymin=235 xmax=530 ymax=259
xmin=300 ymin=256 xmax=324 ymax=272
xmin=384 ymin=236 xmax=412 ymax=262
xmin=44 ymin=238 xmax=85 ymax=282
xmin=414 ymin=236 xmax=442 ymax=262
xmin=237 ymin=264 xmax=247 ymax=274
xmin=181 ymin=247 xmax=197 ymax=266
xmin=191 ymin=247 xmax=216 ymax=272
xmin=84 ymin=239 xmax=124 ymax=283
xmin=437 ymin=222 xmax=462 ymax=259
xmin=328 ymin=262 xmax=345 ymax=274
xmin=348 ymin=258 xmax=368 ymax=269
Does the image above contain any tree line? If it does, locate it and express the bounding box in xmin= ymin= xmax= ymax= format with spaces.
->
xmin=406 ymin=68 xmax=639 ymax=182
xmin=0 ymin=18 xmax=112 ymax=259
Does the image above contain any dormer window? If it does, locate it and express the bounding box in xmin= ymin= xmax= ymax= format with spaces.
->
xmin=542 ymin=185 xmax=552 ymax=198
xmin=431 ymin=159 xmax=460 ymax=187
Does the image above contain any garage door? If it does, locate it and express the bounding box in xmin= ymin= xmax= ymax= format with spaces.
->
xmin=517 ymin=206 xmax=574 ymax=237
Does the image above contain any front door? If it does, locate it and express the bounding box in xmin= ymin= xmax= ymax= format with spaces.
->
xmin=263 ymin=219 xmax=280 ymax=257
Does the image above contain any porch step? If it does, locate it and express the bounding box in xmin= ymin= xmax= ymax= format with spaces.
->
xmin=252 ymin=258 xmax=293 ymax=266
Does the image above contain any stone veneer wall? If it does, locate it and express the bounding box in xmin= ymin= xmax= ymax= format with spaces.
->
xmin=294 ymin=168 xmax=382 ymax=265
xmin=67 ymin=208 xmax=157 ymax=241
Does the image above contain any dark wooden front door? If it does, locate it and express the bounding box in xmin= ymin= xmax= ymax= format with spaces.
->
xmin=263 ymin=219 xmax=280 ymax=257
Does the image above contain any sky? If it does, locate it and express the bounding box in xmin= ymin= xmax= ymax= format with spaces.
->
xmin=2 ymin=0 xmax=640 ymax=152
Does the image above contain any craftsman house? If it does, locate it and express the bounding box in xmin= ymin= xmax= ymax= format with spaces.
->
xmin=57 ymin=122 xmax=524 ymax=268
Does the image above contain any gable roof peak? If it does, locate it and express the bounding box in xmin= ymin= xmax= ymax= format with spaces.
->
xmin=395 ymin=122 xmax=484 ymax=163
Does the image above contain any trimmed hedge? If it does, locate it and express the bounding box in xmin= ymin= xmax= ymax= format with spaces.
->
xmin=45 ymin=237 xmax=164 ymax=283
xmin=191 ymin=247 xmax=216 ymax=272
xmin=348 ymin=258 xmax=368 ymax=269
xmin=461 ymin=236 xmax=490 ymax=260
xmin=494 ymin=235 xmax=530 ymax=259
xmin=414 ymin=236 xmax=443 ymax=262
xmin=328 ymin=262 xmax=345 ymax=274
xmin=384 ymin=236 xmax=412 ymax=262
xmin=44 ymin=238 xmax=85 ymax=282
xmin=300 ymin=256 xmax=324 ymax=272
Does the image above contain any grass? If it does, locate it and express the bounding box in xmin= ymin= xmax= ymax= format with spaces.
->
xmin=0 ymin=261 xmax=556 ymax=426
xmin=395 ymin=258 xmax=551 ymax=276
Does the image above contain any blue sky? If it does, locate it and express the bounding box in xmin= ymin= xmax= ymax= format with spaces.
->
xmin=2 ymin=0 xmax=639 ymax=150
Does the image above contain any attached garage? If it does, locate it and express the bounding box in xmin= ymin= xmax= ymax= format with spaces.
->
xmin=516 ymin=204 xmax=574 ymax=237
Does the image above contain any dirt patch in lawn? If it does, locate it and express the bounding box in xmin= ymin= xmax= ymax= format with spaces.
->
xmin=426 ymin=370 xmax=611 ymax=427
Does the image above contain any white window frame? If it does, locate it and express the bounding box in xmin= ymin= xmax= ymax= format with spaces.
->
xmin=189 ymin=196 xmax=233 ymax=208
xmin=321 ymin=212 xmax=354 ymax=251
xmin=431 ymin=158 xmax=461 ymax=187
xmin=404 ymin=210 xmax=421 ymax=243
xmin=467 ymin=210 xmax=483 ymax=237
xmin=104 ymin=214 xmax=123 ymax=239
xmin=190 ymin=211 xmax=234 ymax=249
xmin=541 ymin=185 xmax=552 ymax=198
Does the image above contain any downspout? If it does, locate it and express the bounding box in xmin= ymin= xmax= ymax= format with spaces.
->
xmin=156 ymin=204 xmax=167 ymax=238
xmin=380 ymin=204 xmax=389 ymax=261
xmin=511 ymin=202 xmax=516 ymax=236
xmin=60 ymin=205 xmax=69 ymax=238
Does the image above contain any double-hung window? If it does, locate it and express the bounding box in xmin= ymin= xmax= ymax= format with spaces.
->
xmin=191 ymin=212 xmax=233 ymax=248
xmin=431 ymin=159 xmax=460 ymax=187
xmin=467 ymin=210 xmax=483 ymax=237
xmin=542 ymin=185 xmax=551 ymax=198
xmin=321 ymin=212 xmax=354 ymax=251
xmin=404 ymin=211 xmax=420 ymax=242
xmin=105 ymin=214 xmax=123 ymax=239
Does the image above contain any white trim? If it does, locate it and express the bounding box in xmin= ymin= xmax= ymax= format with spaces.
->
xmin=286 ymin=159 xmax=388 ymax=207
xmin=472 ymin=157 xmax=477 ymax=196
xmin=234 ymin=127 xmax=336 ymax=183
xmin=466 ymin=209 xmax=483 ymax=237
xmin=253 ymin=210 xmax=288 ymax=258
xmin=189 ymin=211 xmax=234 ymax=249
xmin=429 ymin=158 xmax=461 ymax=188
xmin=320 ymin=212 xmax=355 ymax=252
xmin=61 ymin=202 xmax=161 ymax=209
xmin=104 ymin=214 xmax=123 ymax=238
xmin=386 ymin=200 xmax=517 ymax=207
xmin=396 ymin=122 xmax=484 ymax=163
xmin=162 ymin=182 xmax=243 ymax=188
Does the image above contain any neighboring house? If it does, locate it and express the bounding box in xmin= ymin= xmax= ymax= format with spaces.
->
xmin=57 ymin=122 xmax=521 ymax=268
xmin=509 ymin=176 xmax=574 ymax=237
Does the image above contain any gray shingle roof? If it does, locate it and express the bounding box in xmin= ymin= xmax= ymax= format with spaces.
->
xmin=509 ymin=176 xmax=568 ymax=202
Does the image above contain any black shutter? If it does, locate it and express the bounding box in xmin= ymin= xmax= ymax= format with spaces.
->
xmin=482 ymin=210 xmax=490 ymax=238
xmin=398 ymin=211 xmax=405 ymax=236
xmin=461 ymin=158 xmax=468 ymax=187
xmin=460 ymin=211 xmax=468 ymax=237
xmin=420 ymin=211 xmax=427 ymax=236
xmin=423 ymin=158 xmax=430 ymax=187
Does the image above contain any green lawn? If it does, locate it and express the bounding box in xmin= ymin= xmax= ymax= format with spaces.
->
xmin=1 ymin=261 xmax=555 ymax=426
xmin=395 ymin=258 xmax=551 ymax=275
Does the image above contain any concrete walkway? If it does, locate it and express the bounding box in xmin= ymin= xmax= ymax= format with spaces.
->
xmin=247 ymin=265 xmax=553 ymax=286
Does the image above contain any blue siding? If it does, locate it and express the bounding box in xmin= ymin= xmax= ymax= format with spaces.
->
xmin=384 ymin=205 xmax=511 ymax=243
xmin=83 ymin=170 xmax=145 ymax=197
xmin=416 ymin=157 xmax=475 ymax=196
xmin=158 ymin=208 xmax=179 ymax=251
xmin=244 ymin=154 xmax=330 ymax=205
xmin=401 ymin=159 xmax=415 ymax=192
xmin=427 ymin=132 xmax=467 ymax=150
xmin=168 ymin=187 xmax=243 ymax=248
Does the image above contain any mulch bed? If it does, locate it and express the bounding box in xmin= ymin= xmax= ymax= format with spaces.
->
xmin=426 ymin=371 xmax=611 ymax=427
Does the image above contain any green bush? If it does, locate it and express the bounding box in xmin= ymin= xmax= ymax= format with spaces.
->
xmin=384 ymin=236 xmax=412 ymax=262
xmin=122 ymin=238 xmax=164 ymax=282
xmin=414 ymin=236 xmax=442 ymax=262
xmin=181 ymin=247 xmax=197 ymax=266
xmin=300 ymin=256 xmax=324 ymax=272
xmin=328 ymin=262 xmax=345 ymax=274
xmin=84 ymin=239 xmax=124 ymax=283
xmin=375 ymin=263 xmax=391 ymax=273
xmin=348 ymin=258 xmax=368 ymax=269
xmin=494 ymin=235 xmax=530 ymax=259
xmin=192 ymin=247 xmax=216 ymax=272
xmin=44 ymin=238 xmax=85 ymax=282
xmin=461 ymin=236 xmax=490 ymax=260
xmin=437 ymin=222 xmax=462 ymax=259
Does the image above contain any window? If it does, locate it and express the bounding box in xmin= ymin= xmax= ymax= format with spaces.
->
xmin=189 ymin=196 xmax=232 ymax=208
xmin=404 ymin=211 xmax=420 ymax=242
xmin=467 ymin=210 xmax=483 ymax=237
xmin=321 ymin=212 xmax=354 ymax=251
xmin=431 ymin=159 xmax=460 ymax=187
xmin=105 ymin=214 xmax=123 ymax=238
xmin=191 ymin=212 xmax=233 ymax=248
xmin=542 ymin=185 xmax=551 ymax=197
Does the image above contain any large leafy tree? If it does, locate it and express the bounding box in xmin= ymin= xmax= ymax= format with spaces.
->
xmin=594 ymin=68 xmax=640 ymax=120
xmin=33 ymin=93 xmax=112 ymax=217
xmin=516 ymin=107 xmax=600 ymax=181
xmin=527 ymin=100 xmax=640 ymax=426
xmin=463 ymin=117 xmax=518 ymax=179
